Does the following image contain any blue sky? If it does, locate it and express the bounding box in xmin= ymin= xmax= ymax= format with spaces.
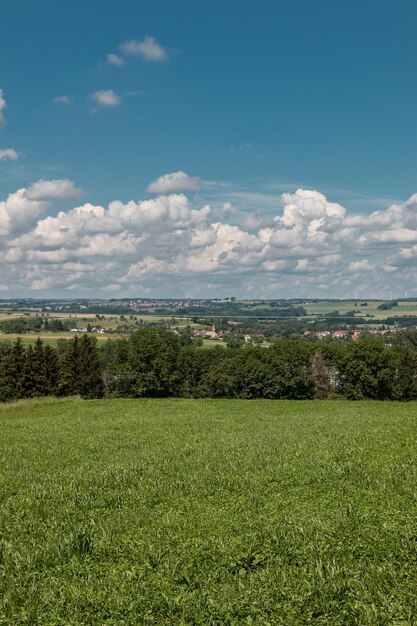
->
xmin=1 ymin=0 xmax=417 ymax=298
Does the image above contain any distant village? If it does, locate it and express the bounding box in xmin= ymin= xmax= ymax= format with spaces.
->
xmin=304 ymin=328 xmax=399 ymax=341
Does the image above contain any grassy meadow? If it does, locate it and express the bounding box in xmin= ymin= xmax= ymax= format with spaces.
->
xmin=1 ymin=399 xmax=417 ymax=624
xmin=303 ymin=300 xmax=417 ymax=319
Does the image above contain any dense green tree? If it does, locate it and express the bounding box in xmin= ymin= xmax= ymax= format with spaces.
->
xmin=60 ymin=336 xmax=83 ymax=396
xmin=31 ymin=338 xmax=48 ymax=396
xmin=117 ymin=329 xmax=181 ymax=397
xmin=394 ymin=329 xmax=417 ymax=348
xmin=178 ymin=327 xmax=193 ymax=347
xmin=44 ymin=344 xmax=61 ymax=396
xmin=0 ymin=338 xmax=25 ymax=401
xmin=336 ymin=338 xmax=394 ymax=400
xmin=56 ymin=338 xmax=70 ymax=355
xmin=60 ymin=335 xmax=103 ymax=399
xmin=205 ymin=353 xmax=237 ymax=398
xmin=0 ymin=342 xmax=12 ymax=363
xmin=22 ymin=345 xmax=40 ymax=398
xmin=223 ymin=348 xmax=273 ymax=399
xmin=45 ymin=319 xmax=65 ymax=332
xmin=178 ymin=347 xmax=215 ymax=397
xmin=392 ymin=346 xmax=417 ymax=401
xmin=225 ymin=335 xmax=245 ymax=349
xmin=2 ymin=330 xmax=417 ymax=404
xmin=78 ymin=335 xmax=103 ymax=399
xmin=0 ymin=317 xmax=43 ymax=334
xmin=267 ymin=340 xmax=315 ymax=399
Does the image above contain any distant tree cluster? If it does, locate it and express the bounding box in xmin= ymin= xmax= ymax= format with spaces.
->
xmin=2 ymin=329 xmax=417 ymax=403
xmin=0 ymin=316 xmax=73 ymax=334
xmin=378 ymin=301 xmax=399 ymax=311
xmin=154 ymin=303 xmax=307 ymax=319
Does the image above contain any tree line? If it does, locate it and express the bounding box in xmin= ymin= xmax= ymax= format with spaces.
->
xmin=1 ymin=329 xmax=417 ymax=403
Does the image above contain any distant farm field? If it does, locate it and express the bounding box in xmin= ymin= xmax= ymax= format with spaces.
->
xmin=1 ymin=399 xmax=417 ymax=624
xmin=0 ymin=333 xmax=112 ymax=346
xmin=303 ymin=299 xmax=417 ymax=319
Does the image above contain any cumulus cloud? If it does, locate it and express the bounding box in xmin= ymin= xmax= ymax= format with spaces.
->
xmin=25 ymin=179 xmax=83 ymax=201
xmin=0 ymin=190 xmax=48 ymax=238
xmin=0 ymin=148 xmax=19 ymax=161
xmin=4 ymin=182 xmax=417 ymax=296
xmin=91 ymin=90 xmax=121 ymax=107
xmin=348 ymin=259 xmax=375 ymax=272
xmin=0 ymin=89 xmax=6 ymax=128
xmin=147 ymin=171 xmax=202 ymax=194
xmin=0 ymin=179 xmax=83 ymax=238
xmin=106 ymin=53 xmax=124 ymax=66
xmin=120 ymin=36 xmax=167 ymax=61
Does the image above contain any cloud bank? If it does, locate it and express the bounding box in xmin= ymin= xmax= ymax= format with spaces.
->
xmin=1 ymin=177 xmax=417 ymax=297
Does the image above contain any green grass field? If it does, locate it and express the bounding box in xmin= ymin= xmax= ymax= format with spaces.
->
xmin=1 ymin=399 xmax=417 ymax=625
xmin=303 ymin=300 xmax=417 ymax=320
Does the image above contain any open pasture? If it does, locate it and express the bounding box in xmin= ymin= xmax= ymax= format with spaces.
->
xmin=0 ymin=333 xmax=111 ymax=347
xmin=1 ymin=399 xmax=417 ymax=624
xmin=303 ymin=299 xmax=417 ymax=319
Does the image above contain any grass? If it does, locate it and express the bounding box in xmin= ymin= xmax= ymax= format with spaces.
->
xmin=303 ymin=299 xmax=417 ymax=319
xmin=201 ymin=338 xmax=226 ymax=348
xmin=0 ymin=334 xmax=112 ymax=347
xmin=1 ymin=399 xmax=417 ymax=624
xmin=0 ymin=335 xmax=63 ymax=347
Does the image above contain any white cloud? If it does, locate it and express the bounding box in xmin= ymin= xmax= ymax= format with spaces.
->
xmin=53 ymin=96 xmax=71 ymax=104
xmin=0 ymin=189 xmax=48 ymax=237
xmin=91 ymin=90 xmax=121 ymax=107
xmin=295 ymin=258 xmax=310 ymax=272
xmin=26 ymin=179 xmax=83 ymax=201
xmin=106 ymin=53 xmax=124 ymax=66
xmin=0 ymin=178 xmax=83 ymax=238
xmin=0 ymin=148 xmax=19 ymax=161
xmin=0 ymin=89 xmax=6 ymax=128
xmin=348 ymin=259 xmax=375 ymax=272
xmin=120 ymin=36 xmax=168 ymax=61
xmin=3 ymin=182 xmax=417 ymax=297
xmin=388 ymin=244 xmax=417 ymax=267
xmin=147 ymin=171 xmax=202 ymax=194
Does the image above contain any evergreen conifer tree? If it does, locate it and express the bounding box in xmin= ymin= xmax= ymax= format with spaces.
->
xmin=0 ymin=338 xmax=26 ymax=400
xmin=79 ymin=334 xmax=103 ymax=398
xmin=22 ymin=345 xmax=37 ymax=398
xmin=44 ymin=344 xmax=61 ymax=396
xmin=30 ymin=338 xmax=48 ymax=396
xmin=60 ymin=335 xmax=82 ymax=396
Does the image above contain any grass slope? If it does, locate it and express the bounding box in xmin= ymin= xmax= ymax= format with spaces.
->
xmin=1 ymin=399 xmax=416 ymax=625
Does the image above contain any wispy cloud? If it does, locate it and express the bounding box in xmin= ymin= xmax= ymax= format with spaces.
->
xmin=120 ymin=36 xmax=168 ymax=62
xmin=53 ymin=95 xmax=71 ymax=105
xmin=106 ymin=53 xmax=124 ymax=66
xmin=0 ymin=89 xmax=6 ymax=128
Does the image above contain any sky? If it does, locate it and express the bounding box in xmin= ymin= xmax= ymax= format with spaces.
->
xmin=1 ymin=0 xmax=417 ymax=299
